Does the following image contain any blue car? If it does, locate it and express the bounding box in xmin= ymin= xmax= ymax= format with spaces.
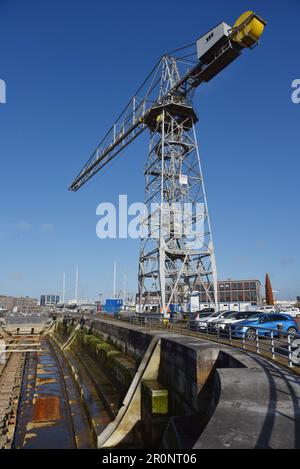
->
xmin=230 ymin=313 xmax=298 ymax=340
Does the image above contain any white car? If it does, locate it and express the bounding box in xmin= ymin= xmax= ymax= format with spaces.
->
xmin=210 ymin=311 xmax=261 ymax=330
xmin=279 ymin=307 xmax=300 ymax=318
xmin=195 ymin=310 xmax=237 ymax=330
xmin=257 ymin=306 xmax=276 ymax=313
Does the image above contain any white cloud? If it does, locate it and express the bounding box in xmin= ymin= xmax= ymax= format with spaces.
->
xmin=40 ymin=223 xmax=54 ymax=232
xmin=14 ymin=221 xmax=31 ymax=231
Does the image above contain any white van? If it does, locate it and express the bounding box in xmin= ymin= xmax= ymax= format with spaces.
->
xmin=257 ymin=306 xmax=276 ymax=314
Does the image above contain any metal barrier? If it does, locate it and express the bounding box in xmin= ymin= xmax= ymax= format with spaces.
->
xmin=54 ymin=312 xmax=300 ymax=370
xmin=107 ymin=314 xmax=300 ymax=370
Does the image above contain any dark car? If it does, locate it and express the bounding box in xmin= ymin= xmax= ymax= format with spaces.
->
xmin=231 ymin=313 xmax=298 ymax=339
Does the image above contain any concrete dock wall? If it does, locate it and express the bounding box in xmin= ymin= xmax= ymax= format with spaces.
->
xmin=90 ymin=319 xmax=153 ymax=362
xmin=54 ymin=317 xmax=300 ymax=449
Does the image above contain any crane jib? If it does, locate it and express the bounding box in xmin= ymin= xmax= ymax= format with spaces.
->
xmin=69 ymin=13 xmax=265 ymax=192
xmin=69 ymin=122 xmax=145 ymax=191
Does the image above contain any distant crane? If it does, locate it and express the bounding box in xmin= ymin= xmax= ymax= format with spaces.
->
xmin=69 ymin=12 xmax=266 ymax=316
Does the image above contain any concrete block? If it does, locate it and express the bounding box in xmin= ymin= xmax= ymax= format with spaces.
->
xmin=141 ymin=380 xmax=169 ymax=447
xmin=142 ymin=380 xmax=168 ymax=415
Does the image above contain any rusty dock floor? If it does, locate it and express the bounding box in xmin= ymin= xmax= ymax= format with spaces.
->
xmin=13 ymin=338 xmax=95 ymax=449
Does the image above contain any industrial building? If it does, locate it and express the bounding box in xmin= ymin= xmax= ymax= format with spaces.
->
xmin=40 ymin=294 xmax=60 ymax=306
xmin=136 ymin=279 xmax=261 ymax=313
xmin=137 ymin=280 xmax=261 ymax=304
xmin=190 ymin=279 xmax=261 ymax=312
xmin=196 ymin=279 xmax=261 ymax=304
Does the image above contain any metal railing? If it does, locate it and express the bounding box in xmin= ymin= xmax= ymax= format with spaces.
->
xmin=105 ymin=314 xmax=300 ymax=370
xmin=53 ymin=312 xmax=300 ymax=370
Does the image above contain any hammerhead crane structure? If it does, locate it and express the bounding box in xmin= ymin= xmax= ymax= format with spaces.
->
xmin=69 ymin=12 xmax=266 ymax=316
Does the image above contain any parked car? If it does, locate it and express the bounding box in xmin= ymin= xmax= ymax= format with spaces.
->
xmin=257 ymin=306 xmax=276 ymax=313
xmin=230 ymin=313 xmax=298 ymax=340
xmin=190 ymin=310 xmax=237 ymax=331
xmin=210 ymin=311 xmax=261 ymax=331
xmin=188 ymin=312 xmax=209 ymax=330
xmin=199 ymin=307 xmax=215 ymax=314
xmin=279 ymin=307 xmax=300 ymax=318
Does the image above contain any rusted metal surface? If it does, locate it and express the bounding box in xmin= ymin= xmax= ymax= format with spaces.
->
xmin=32 ymin=396 xmax=61 ymax=422
xmin=13 ymin=339 xmax=95 ymax=449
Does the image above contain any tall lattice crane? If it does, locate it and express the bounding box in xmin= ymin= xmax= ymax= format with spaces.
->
xmin=69 ymin=11 xmax=266 ymax=316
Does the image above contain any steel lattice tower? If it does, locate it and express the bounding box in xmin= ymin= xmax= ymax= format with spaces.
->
xmin=69 ymin=12 xmax=266 ymax=317
xmin=138 ymin=57 xmax=217 ymax=315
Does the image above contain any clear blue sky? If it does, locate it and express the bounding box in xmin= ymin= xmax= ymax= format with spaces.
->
xmin=0 ymin=0 xmax=299 ymax=301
